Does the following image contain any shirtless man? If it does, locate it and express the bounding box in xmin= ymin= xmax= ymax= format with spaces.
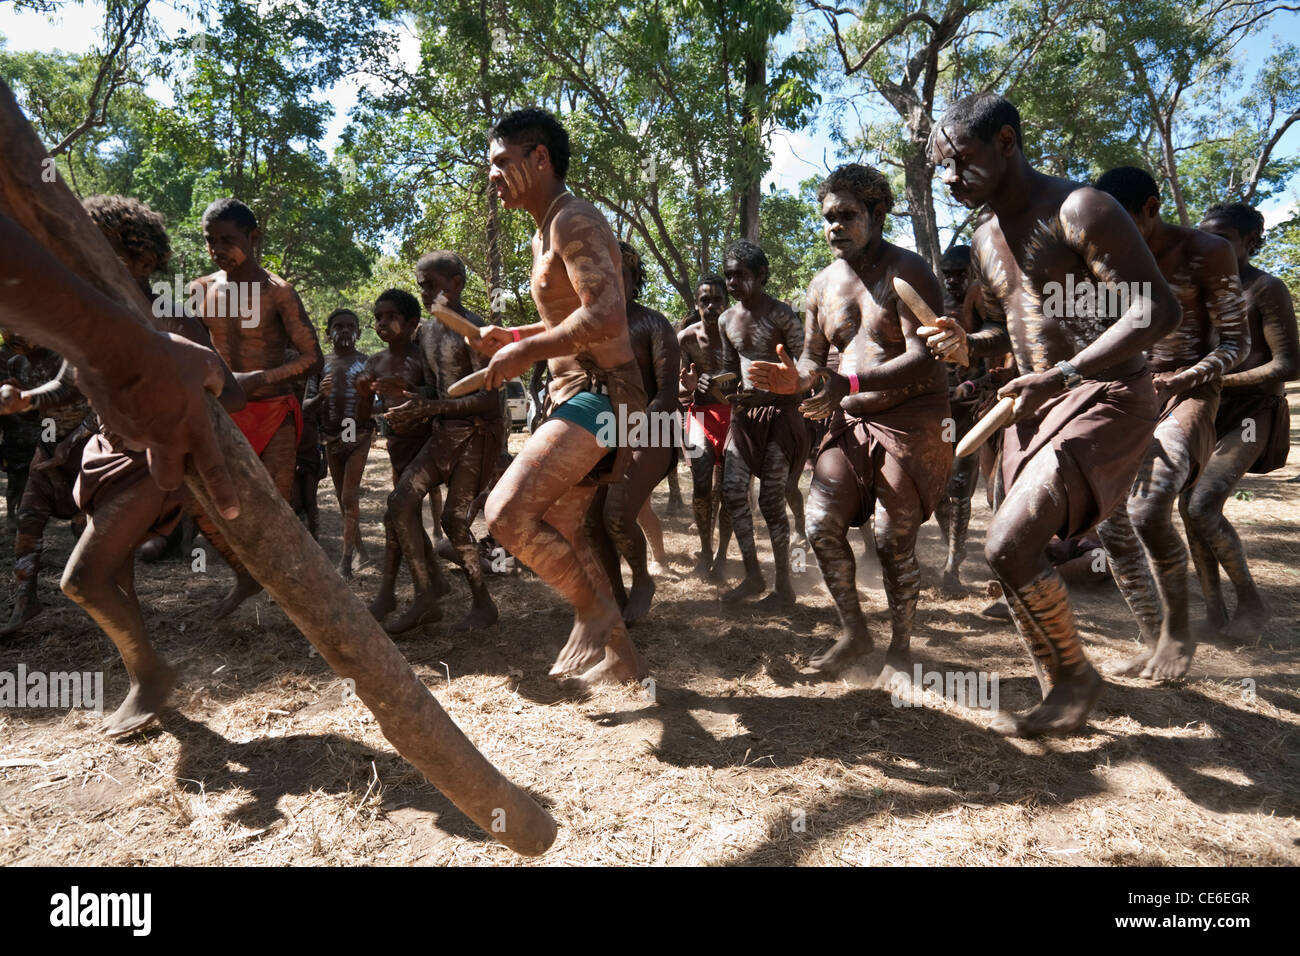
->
xmin=751 ymin=164 xmax=952 ymax=681
xmin=380 ymin=251 xmax=504 ymax=632
xmin=1094 ymin=167 xmax=1250 ymax=679
xmin=316 ymin=308 xmax=371 ymax=577
xmin=0 ymin=338 xmax=38 ymax=530
xmin=0 ymin=333 xmax=93 ymax=635
xmin=471 ymin=107 xmax=648 ymax=684
xmin=192 ymin=197 xmax=322 ymax=616
xmin=585 ymin=241 xmax=680 ymax=624
xmin=922 ymin=93 xmax=1180 ymax=736
xmin=717 ymin=240 xmax=808 ymax=607
xmin=60 ymin=194 xmax=245 ymax=734
xmin=292 ymin=368 xmax=324 ymax=539
xmin=933 ymin=245 xmax=984 ymax=595
xmin=356 ymin=288 xmax=443 ymax=625
xmin=679 ymin=275 xmax=736 ymax=578
xmin=1186 ymin=202 xmax=1299 ymax=640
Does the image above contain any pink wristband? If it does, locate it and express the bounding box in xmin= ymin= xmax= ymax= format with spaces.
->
xmin=511 ymin=328 xmax=522 ymax=343
xmin=848 ymin=373 xmax=860 ymax=394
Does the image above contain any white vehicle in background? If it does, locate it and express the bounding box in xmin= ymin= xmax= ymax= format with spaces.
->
xmin=505 ymin=378 xmax=528 ymax=430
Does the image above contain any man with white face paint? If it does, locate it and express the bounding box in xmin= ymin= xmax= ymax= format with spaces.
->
xmin=921 ymin=93 xmax=1180 ymax=737
xmin=316 ymin=308 xmax=371 ymax=579
xmin=750 ymin=163 xmax=951 ymax=682
xmin=468 ymin=108 xmax=648 ymax=687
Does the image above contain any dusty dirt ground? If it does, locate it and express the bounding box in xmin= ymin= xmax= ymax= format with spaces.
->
xmin=2 ymin=389 xmax=1298 ymax=867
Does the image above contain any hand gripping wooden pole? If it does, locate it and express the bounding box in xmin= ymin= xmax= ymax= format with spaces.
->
xmin=0 ymin=81 xmax=556 ymax=856
xmin=955 ymin=396 xmax=1016 ymax=458
xmin=893 ymin=275 xmax=1014 ymax=459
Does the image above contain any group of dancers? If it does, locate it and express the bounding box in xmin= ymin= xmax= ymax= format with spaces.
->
xmin=1 ymin=95 xmax=1294 ymax=741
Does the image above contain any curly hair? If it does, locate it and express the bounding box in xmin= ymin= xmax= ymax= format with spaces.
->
xmin=618 ymin=240 xmax=646 ymax=301
xmin=930 ymin=92 xmax=1023 ymax=152
xmin=1201 ymin=202 xmax=1266 ymax=256
xmin=375 ymin=288 xmax=422 ymax=322
xmin=723 ymin=239 xmax=769 ymax=283
xmin=84 ymin=194 xmax=172 ymax=270
xmin=201 ymin=196 xmax=259 ymax=233
xmin=696 ymin=273 xmax=726 ymax=296
xmin=1095 ymin=166 xmax=1160 ymax=214
xmin=417 ymin=250 xmax=467 ymax=282
xmin=489 ymin=107 xmax=572 ymax=180
xmin=816 ymin=164 xmax=894 ymax=218
xmin=326 ymin=308 xmax=360 ymax=332
xmin=940 ymin=244 xmax=972 ymax=271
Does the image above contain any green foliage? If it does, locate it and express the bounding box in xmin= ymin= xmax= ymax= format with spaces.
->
xmin=4 ymin=0 xmax=1297 ymax=327
xmin=1257 ymin=210 xmax=1300 ymax=307
xmin=760 ymin=179 xmax=825 ymax=304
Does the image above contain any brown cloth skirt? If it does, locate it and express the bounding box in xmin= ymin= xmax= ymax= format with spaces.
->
xmin=74 ymin=433 xmax=185 ymax=537
xmin=425 ymin=415 xmax=508 ymax=496
xmin=26 ymin=427 xmax=93 ymax=522
xmin=1001 ymin=369 xmax=1158 ymax=540
xmin=820 ymin=390 xmax=953 ymax=527
xmin=727 ymin=398 xmax=812 ymax=478
xmin=385 ymin=426 xmax=433 ymax=478
xmin=1215 ymin=389 xmax=1291 ymax=474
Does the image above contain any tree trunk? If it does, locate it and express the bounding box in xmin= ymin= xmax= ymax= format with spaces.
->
xmin=738 ymin=51 xmax=764 ymax=242
xmin=904 ymin=147 xmax=942 ymax=271
xmin=480 ymin=0 xmax=503 ymax=321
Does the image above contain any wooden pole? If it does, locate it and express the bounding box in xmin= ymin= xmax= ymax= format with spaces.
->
xmin=0 ymin=81 xmax=556 ymax=856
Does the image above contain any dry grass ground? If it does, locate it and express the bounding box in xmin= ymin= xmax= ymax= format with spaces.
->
xmin=2 ymin=388 xmax=1298 ymax=866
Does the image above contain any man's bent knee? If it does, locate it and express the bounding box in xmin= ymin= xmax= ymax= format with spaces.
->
xmin=60 ymin=563 xmax=106 ymax=605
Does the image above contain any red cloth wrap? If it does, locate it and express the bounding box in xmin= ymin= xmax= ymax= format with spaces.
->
xmin=688 ymin=402 xmax=732 ymax=459
xmin=230 ymin=395 xmax=303 ymax=456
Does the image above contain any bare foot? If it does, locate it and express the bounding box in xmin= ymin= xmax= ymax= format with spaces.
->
xmin=1140 ymin=633 xmax=1194 ymax=680
xmin=549 ymin=601 xmax=622 ymax=677
xmin=385 ymin=591 xmax=443 ymax=634
xmin=623 ymin=578 xmax=655 ymax=625
xmin=810 ymin=626 xmax=873 ymax=675
xmin=873 ymin=650 xmax=915 ymax=693
xmin=213 ymin=574 xmax=263 ymax=620
xmin=462 ymin=598 xmax=499 ymax=629
xmin=562 ymin=628 xmax=649 ymax=688
xmin=722 ymin=573 xmax=765 ymax=603
xmin=103 ymin=664 xmax=177 ymax=737
xmin=1220 ymin=597 xmax=1270 ymax=643
xmin=0 ymin=593 xmax=42 ymax=637
xmin=368 ymin=586 xmax=397 ymax=622
xmin=1104 ymin=645 xmax=1154 ymax=677
xmin=992 ymin=665 xmax=1103 ymax=737
xmin=939 ymin=569 xmax=964 ymax=598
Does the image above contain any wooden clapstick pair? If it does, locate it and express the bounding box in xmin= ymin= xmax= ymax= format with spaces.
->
xmin=893 ymin=275 xmax=1016 ymax=459
xmin=427 ymin=303 xmax=497 ymax=397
